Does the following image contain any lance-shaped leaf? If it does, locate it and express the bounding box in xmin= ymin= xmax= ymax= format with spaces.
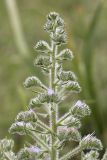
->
xmin=62 ymin=81 xmax=81 ymax=92
xmin=9 ymin=122 xmax=34 ymax=135
xmin=70 ymin=100 xmax=91 ymax=118
xmin=34 ymin=40 xmax=51 ymax=53
xmin=44 ymin=12 xmax=64 ymax=33
xmin=58 ymin=126 xmax=81 ymax=142
xmin=24 ymin=76 xmax=47 ymax=90
xmin=50 ymin=26 xmax=67 ymax=45
xmin=29 ymin=91 xmax=61 ymax=108
xmin=57 ymin=49 xmax=74 ymax=60
xmin=80 ymin=134 xmax=103 ymax=150
xmin=15 ymin=110 xmax=38 ymax=123
xmin=81 ymin=151 xmax=99 ymax=160
xmin=57 ymin=70 xmax=76 ymax=82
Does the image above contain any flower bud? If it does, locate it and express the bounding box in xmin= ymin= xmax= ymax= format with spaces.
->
xmin=70 ymin=100 xmax=91 ymax=118
xmin=34 ymin=56 xmax=51 ymax=74
xmin=44 ymin=12 xmax=64 ymax=33
xmin=50 ymin=27 xmax=67 ymax=45
xmin=9 ymin=122 xmax=34 ymax=135
xmin=63 ymin=116 xmax=81 ymax=129
xmin=16 ymin=110 xmax=38 ymax=123
xmin=29 ymin=92 xmax=60 ymax=108
xmin=47 ymin=12 xmax=59 ymax=21
xmin=58 ymin=126 xmax=81 ymax=142
xmin=80 ymin=134 xmax=103 ymax=150
xmin=57 ymin=49 xmax=74 ymax=61
xmin=34 ymin=40 xmax=51 ymax=53
xmin=34 ymin=55 xmax=51 ymax=71
xmin=24 ymin=76 xmax=47 ymax=89
xmin=62 ymin=81 xmax=81 ymax=93
xmin=57 ymin=70 xmax=76 ymax=82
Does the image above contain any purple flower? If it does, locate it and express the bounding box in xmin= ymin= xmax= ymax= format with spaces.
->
xmin=28 ymin=146 xmax=41 ymax=153
xmin=47 ymin=88 xmax=54 ymax=95
xmin=75 ymin=100 xmax=83 ymax=107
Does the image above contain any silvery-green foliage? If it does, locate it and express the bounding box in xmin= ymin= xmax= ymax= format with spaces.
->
xmin=62 ymin=115 xmax=81 ymax=129
xmin=24 ymin=76 xmax=47 ymax=90
xmin=1 ymin=12 xmax=106 ymax=160
xmin=17 ymin=146 xmax=44 ymax=160
xmin=34 ymin=40 xmax=51 ymax=53
xmin=9 ymin=121 xmax=35 ymax=135
xmin=34 ymin=55 xmax=51 ymax=73
xmin=70 ymin=100 xmax=91 ymax=118
xmin=29 ymin=91 xmax=61 ymax=108
xmin=57 ymin=49 xmax=74 ymax=60
xmin=58 ymin=126 xmax=81 ymax=142
xmin=80 ymin=134 xmax=103 ymax=150
xmin=15 ymin=110 xmax=38 ymax=123
xmin=0 ymin=138 xmax=17 ymax=160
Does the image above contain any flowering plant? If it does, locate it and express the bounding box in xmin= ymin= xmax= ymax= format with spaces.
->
xmin=0 ymin=12 xmax=107 ymax=160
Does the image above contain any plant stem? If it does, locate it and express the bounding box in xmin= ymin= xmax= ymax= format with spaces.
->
xmin=29 ymin=130 xmax=50 ymax=152
xmin=4 ymin=153 xmax=12 ymax=160
xmin=50 ymin=41 xmax=58 ymax=160
xmin=37 ymin=119 xmax=57 ymax=136
xmin=57 ymin=112 xmax=71 ymax=126
xmin=60 ymin=146 xmax=81 ymax=160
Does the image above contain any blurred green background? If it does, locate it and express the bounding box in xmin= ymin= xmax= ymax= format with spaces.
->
xmin=0 ymin=0 xmax=107 ymax=150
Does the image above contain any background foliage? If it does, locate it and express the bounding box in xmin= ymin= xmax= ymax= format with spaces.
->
xmin=0 ymin=0 xmax=107 ymax=150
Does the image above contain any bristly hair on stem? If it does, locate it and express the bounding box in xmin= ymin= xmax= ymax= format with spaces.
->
xmin=0 ymin=12 xmax=106 ymax=160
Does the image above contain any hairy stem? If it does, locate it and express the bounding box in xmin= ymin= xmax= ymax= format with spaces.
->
xmin=29 ymin=130 xmax=50 ymax=152
xmin=57 ymin=112 xmax=71 ymax=126
xmin=60 ymin=146 xmax=81 ymax=160
xmin=49 ymin=41 xmax=58 ymax=160
xmin=37 ymin=119 xmax=57 ymax=136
